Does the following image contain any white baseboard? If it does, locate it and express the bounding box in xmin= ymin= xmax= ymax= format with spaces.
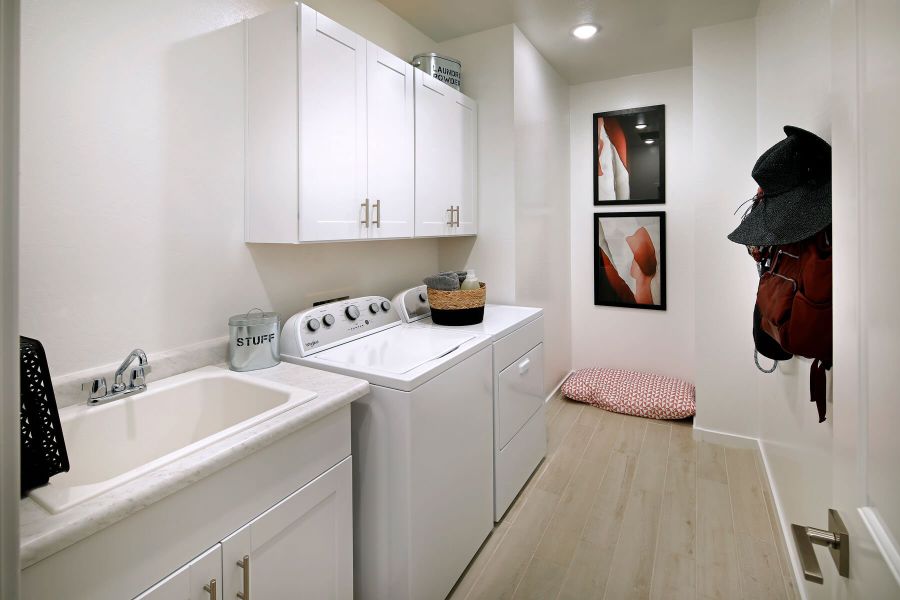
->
xmin=756 ymin=441 xmax=809 ymax=600
xmin=545 ymin=370 xmax=573 ymax=403
xmin=691 ymin=425 xmax=759 ymax=449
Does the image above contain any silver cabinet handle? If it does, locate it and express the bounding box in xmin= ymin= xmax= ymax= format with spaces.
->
xmin=373 ymin=199 xmax=381 ymax=228
xmin=454 ymin=205 xmax=460 ymax=227
xmin=791 ymin=508 xmax=849 ymax=584
xmin=446 ymin=206 xmax=454 ymax=226
xmin=203 ymin=578 xmax=216 ymax=599
xmin=236 ymin=555 xmax=250 ymax=600
xmin=360 ymin=198 xmax=370 ymax=227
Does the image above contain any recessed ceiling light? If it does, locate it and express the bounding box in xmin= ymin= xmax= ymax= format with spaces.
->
xmin=644 ymin=139 xmax=655 ymax=144
xmin=572 ymin=24 xmax=598 ymax=40
xmin=635 ymin=124 xmax=647 ymax=130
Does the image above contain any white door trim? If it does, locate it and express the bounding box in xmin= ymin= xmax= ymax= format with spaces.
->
xmin=0 ymin=0 xmax=20 ymax=597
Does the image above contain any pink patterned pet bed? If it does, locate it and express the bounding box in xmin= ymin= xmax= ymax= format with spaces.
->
xmin=562 ymin=368 xmax=695 ymax=420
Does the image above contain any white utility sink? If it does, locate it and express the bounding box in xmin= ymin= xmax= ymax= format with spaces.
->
xmin=29 ymin=366 xmax=317 ymax=514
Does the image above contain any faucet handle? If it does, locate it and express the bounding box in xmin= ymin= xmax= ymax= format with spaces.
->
xmin=82 ymin=377 xmax=107 ymax=403
xmin=129 ymin=366 xmax=149 ymax=388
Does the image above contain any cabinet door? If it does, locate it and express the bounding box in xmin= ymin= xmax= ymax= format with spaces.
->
xmin=366 ymin=43 xmax=414 ymax=239
xmin=221 ymin=457 xmax=353 ymax=600
xmin=299 ymin=6 xmax=367 ymax=242
xmin=414 ymin=71 xmax=477 ymax=237
xmin=134 ymin=545 xmax=221 ymax=600
xmin=414 ymin=70 xmax=454 ymax=237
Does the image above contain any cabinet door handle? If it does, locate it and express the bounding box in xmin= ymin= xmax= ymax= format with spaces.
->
xmin=236 ymin=555 xmax=250 ymax=600
xmin=446 ymin=206 xmax=455 ymax=226
xmin=361 ymin=198 xmax=370 ymax=227
xmin=518 ymin=358 xmax=530 ymax=374
xmin=373 ymin=199 xmax=381 ymax=228
xmin=455 ymin=205 xmax=460 ymax=227
xmin=203 ymin=578 xmax=217 ymax=599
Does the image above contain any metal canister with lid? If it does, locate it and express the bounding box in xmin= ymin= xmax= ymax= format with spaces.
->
xmin=412 ymin=53 xmax=461 ymax=90
xmin=228 ymin=308 xmax=280 ymax=371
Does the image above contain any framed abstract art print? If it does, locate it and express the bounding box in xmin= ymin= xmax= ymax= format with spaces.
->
xmin=594 ymin=211 xmax=666 ymax=310
xmin=593 ymin=105 xmax=665 ymax=205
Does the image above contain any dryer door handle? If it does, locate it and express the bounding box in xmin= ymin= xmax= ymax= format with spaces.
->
xmin=518 ymin=358 xmax=531 ymax=375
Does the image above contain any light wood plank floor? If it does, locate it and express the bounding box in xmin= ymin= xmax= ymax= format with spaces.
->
xmin=448 ymin=393 xmax=799 ymax=600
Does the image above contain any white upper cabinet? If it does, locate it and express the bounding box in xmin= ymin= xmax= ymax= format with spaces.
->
xmin=299 ymin=7 xmax=368 ymax=242
xmin=245 ymin=4 xmax=475 ymax=243
xmin=245 ymin=4 xmax=366 ymax=243
xmin=366 ymin=42 xmax=415 ymax=239
xmin=414 ymin=70 xmax=478 ymax=237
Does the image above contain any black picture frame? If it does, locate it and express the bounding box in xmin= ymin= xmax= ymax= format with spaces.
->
xmin=593 ymin=104 xmax=666 ymax=205
xmin=593 ymin=211 xmax=666 ymax=311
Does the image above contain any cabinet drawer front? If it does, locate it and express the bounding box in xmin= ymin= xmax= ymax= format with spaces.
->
xmin=493 ymin=316 xmax=544 ymax=374
xmin=497 ymin=343 xmax=544 ymax=450
xmin=495 ymin=404 xmax=546 ymax=520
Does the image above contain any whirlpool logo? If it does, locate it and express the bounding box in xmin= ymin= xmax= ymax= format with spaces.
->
xmin=235 ymin=333 xmax=276 ymax=347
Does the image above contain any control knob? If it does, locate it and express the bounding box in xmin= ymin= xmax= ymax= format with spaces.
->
xmin=369 ymin=302 xmax=380 ymax=314
xmin=306 ymin=318 xmax=320 ymax=332
xmin=418 ymin=292 xmax=427 ymax=303
xmin=381 ymin=300 xmax=391 ymax=312
xmin=322 ymin=314 xmax=335 ymax=327
xmin=345 ymin=305 xmax=360 ymax=320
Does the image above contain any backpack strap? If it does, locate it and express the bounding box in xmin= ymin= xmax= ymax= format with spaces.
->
xmin=810 ymin=359 xmax=829 ymax=422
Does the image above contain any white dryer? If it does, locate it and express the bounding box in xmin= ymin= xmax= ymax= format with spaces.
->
xmin=393 ymin=286 xmax=547 ymax=521
xmin=280 ymin=296 xmax=493 ymax=600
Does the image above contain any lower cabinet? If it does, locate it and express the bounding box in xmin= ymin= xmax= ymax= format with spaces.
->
xmin=135 ymin=546 xmax=221 ymax=600
xmin=134 ymin=456 xmax=352 ymax=600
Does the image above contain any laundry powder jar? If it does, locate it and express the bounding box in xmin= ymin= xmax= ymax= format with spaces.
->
xmin=228 ymin=308 xmax=280 ymax=371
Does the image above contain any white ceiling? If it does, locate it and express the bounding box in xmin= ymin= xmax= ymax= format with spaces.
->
xmin=380 ymin=0 xmax=760 ymax=84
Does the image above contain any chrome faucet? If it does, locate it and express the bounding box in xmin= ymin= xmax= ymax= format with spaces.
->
xmin=82 ymin=348 xmax=152 ymax=406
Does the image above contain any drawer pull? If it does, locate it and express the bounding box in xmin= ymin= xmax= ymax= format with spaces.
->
xmin=518 ymin=358 xmax=530 ymax=374
xmin=203 ymin=578 xmax=216 ymax=599
xmin=236 ymin=555 xmax=250 ymax=600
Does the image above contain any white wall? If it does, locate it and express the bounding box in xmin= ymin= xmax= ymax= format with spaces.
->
xmin=437 ymin=26 xmax=572 ymax=392
xmin=19 ymin=0 xmax=439 ymax=377
xmin=513 ymin=27 xmax=571 ymax=391
xmin=691 ymin=19 xmax=760 ymax=436
xmin=437 ymin=26 xmax=517 ymax=304
xmin=692 ymin=7 xmax=833 ymax=597
xmin=754 ymin=5 xmax=833 ymax=598
xmin=569 ymin=68 xmax=695 ymax=381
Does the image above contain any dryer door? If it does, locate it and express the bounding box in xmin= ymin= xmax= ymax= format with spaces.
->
xmin=496 ymin=343 xmax=544 ymax=450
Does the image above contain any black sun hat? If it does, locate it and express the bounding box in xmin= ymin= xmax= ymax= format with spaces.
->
xmin=728 ymin=126 xmax=831 ymax=246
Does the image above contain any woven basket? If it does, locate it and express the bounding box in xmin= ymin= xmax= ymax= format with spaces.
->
xmin=427 ymin=282 xmax=486 ymax=325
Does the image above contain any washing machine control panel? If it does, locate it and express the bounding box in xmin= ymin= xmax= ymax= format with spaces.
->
xmin=395 ymin=285 xmax=432 ymax=323
xmin=282 ymin=296 xmax=399 ymax=357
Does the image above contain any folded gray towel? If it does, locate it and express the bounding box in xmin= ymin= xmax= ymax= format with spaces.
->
xmin=424 ymin=274 xmax=460 ymax=291
xmin=438 ymin=271 xmax=467 ymax=286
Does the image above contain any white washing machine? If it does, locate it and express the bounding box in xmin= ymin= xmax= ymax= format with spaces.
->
xmin=280 ymin=296 xmax=493 ymax=600
xmin=393 ymin=285 xmax=547 ymax=521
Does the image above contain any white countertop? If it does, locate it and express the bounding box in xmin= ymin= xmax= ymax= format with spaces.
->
xmin=20 ymin=362 xmax=369 ymax=569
